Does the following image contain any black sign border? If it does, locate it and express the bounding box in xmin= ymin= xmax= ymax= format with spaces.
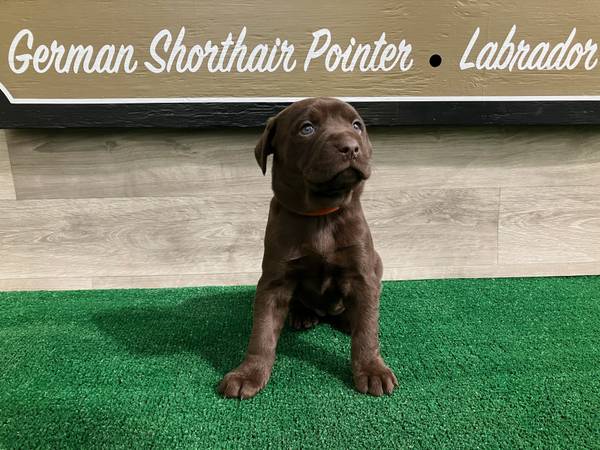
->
xmin=1 ymin=96 xmax=600 ymax=127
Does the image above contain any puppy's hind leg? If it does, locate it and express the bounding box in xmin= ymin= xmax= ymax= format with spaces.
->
xmin=324 ymin=310 xmax=352 ymax=335
xmin=288 ymin=295 xmax=320 ymax=331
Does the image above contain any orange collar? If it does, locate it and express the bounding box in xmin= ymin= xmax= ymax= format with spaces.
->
xmin=299 ymin=206 xmax=340 ymax=217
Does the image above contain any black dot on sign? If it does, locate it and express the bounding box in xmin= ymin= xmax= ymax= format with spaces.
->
xmin=429 ymin=54 xmax=442 ymax=68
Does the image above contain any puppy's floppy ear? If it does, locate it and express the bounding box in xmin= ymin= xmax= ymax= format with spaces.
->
xmin=255 ymin=115 xmax=277 ymax=175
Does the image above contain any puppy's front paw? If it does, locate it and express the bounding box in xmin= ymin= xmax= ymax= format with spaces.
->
xmin=353 ymin=359 xmax=398 ymax=396
xmin=218 ymin=363 xmax=269 ymax=400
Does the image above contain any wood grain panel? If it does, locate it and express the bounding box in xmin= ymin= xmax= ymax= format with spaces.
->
xmin=9 ymin=126 xmax=600 ymax=201
xmin=6 ymin=128 xmax=267 ymax=200
xmin=5 ymin=261 xmax=600 ymax=292
xmin=385 ymin=261 xmax=600 ymax=281
xmin=0 ymin=130 xmax=15 ymax=200
xmin=371 ymin=126 xmax=600 ymax=190
xmin=364 ymin=188 xmax=500 ymax=268
xmin=92 ymin=273 xmax=260 ymax=290
xmin=4 ymin=125 xmax=600 ymax=291
xmin=92 ymin=261 xmax=600 ymax=289
xmin=0 ymin=188 xmax=498 ymax=283
xmin=85 ymin=260 xmax=600 ymax=290
xmin=500 ymin=186 xmax=600 ymax=264
xmin=0 ymin=277 xmax=92 ymax=292
xmin=0 ymin=196 xmax=269 ymax=279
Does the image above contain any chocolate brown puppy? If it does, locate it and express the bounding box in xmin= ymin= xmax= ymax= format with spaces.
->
xmin=218 ymin=97 xmax=397 ymax=399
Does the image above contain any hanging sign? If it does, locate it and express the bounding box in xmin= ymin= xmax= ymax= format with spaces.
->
xmin=1 ymin=0 xmax=600 ymax=127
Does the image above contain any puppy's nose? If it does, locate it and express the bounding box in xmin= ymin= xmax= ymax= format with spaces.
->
xmin=336 ymin=138 xmax=360 ymax=156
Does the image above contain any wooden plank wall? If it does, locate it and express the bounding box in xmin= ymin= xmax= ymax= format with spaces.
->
xmin=1 ymin=126 xmax=600 ymax=291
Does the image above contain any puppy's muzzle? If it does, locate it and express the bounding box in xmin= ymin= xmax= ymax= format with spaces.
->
xmin=335 ymin=137 xmax=361 ymax=160
xmin=308 ymin=168 xmax=365 ymax=198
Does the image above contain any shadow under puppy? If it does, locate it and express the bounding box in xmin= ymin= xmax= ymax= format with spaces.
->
xmin=219 ymin=97 xmax=397 ymax=399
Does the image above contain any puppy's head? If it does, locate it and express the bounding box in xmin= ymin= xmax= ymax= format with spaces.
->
xmin=255 ymin=97 xmax=373 ymax=214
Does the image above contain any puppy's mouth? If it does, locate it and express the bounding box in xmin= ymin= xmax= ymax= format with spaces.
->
xmin=307 ymin=167 xmax=366 ymax=198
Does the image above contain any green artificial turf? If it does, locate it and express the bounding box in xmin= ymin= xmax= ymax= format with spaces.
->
xmin=0 ymin=278 xmax=599 ymax=449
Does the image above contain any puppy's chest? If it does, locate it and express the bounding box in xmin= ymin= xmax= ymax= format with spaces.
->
xmin=279 ymin=219 xmax=361 ymax=294
xmin=294 ymin=222 xmax=355 ymax=257
xmin=285 ymin=222 xmax=358 ymax=270
xmin=285 ymin=243 xmax=355 ymax=296
xmin=286 ymin=253 xmax=351 ymax=308
xmin=300 ymin=225 xmax=337 ymax=255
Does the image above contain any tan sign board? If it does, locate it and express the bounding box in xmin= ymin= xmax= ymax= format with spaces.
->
xmin=1 ymin=0 xmax=600 ymax=126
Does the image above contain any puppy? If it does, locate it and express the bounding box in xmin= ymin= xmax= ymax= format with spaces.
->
xmin=219 ymin=97 xmax=397 ymax=399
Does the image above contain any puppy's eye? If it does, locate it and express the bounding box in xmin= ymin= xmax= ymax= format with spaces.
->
xmin=300 ymin=122 xmax=315 ymax=136
xmin=352 ymin=120 xmax=363 ymax=133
